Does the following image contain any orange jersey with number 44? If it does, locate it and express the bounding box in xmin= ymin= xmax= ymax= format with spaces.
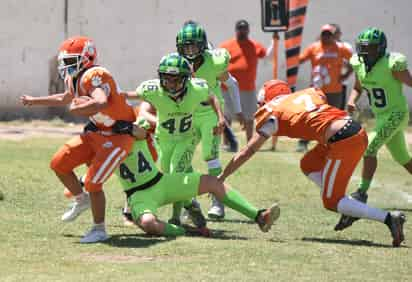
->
xmin=255 ymin=88 xmax=348 ymax=143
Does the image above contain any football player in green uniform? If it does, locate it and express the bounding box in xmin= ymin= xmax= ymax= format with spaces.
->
xmin=176 ymin=22 xmax=244 ymax=219
xmin=124 ymin=53 xmax=225 ymax=227
xmin=336 ymin=28 xmax=412 ymax=230
xmin=114 ymin=119 xmax=279 ymax=237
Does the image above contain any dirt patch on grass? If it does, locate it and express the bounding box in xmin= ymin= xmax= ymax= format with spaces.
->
xmin=80 ymin=254 xmax=189 ymax=264
xmin=0 ymin=124 xmax=82 ymax=140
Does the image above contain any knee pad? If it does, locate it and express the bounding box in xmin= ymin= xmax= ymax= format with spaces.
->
xmin=50 ymin=149 xmax=71 ymax=175
xmin=322 ymin=196 xmax=339 ymax=212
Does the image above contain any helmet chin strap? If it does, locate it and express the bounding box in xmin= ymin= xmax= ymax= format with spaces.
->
xmin=360 ymin=54 xmax=380 ymax=72
xmin=170 ymin=87 xmax=187 ymax=101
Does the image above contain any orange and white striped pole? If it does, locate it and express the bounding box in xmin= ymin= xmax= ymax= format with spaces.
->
xmin=284 ymin=0 xmax=309 ymax=91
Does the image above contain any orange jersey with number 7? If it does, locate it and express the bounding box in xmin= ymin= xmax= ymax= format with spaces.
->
xmin=255 ymin=88 xmax=348 ymax=143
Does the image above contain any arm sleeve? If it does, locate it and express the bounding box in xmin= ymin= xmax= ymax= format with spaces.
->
xmin=81 ymin=69 xmax=111 ymax=98
xmin=257 ymin=117 xmax=278 ymax=137
xmin=224 ymin=74 xmax=242 ymax=113
xmin=135 ymin=83 xmax=146 ymax=99
xmin=214 ymin=48 xmax=231 ymax=76
xmin=254 ymin=106 xmax=279 ymax=136
xmin=390 ymin=53 xmax=408 ymax=72
xmin=135 ymin=80 xmax=159 ymax=102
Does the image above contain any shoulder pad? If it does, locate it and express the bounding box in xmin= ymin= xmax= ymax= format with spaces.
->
xmin=190 ymin=78 xmax=208 ymax=88
xmin=81 ymin=67 xmax=112 ymax=86
xmin=349 ymin=54 xmax=362 ymax=67
xmin=208 ymin=48 xmax=230 ymax=75
xmin=389 ymin=52 xmax=408 ymax=72
xmin=136 ymin=79 xmax=161 ymax=97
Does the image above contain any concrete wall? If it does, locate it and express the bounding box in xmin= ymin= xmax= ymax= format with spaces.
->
xmin=1 ymin=0 xmax=411 ymax=119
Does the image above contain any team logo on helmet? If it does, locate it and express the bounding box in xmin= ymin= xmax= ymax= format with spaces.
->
xmin=57 ymin=36 xmax=97 ymax=79
xmin=176 ymin=23 xmax=208 ymax=60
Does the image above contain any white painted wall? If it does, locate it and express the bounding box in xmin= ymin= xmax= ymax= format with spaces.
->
xmin=1 ymin=0 xmax=411 ymax=118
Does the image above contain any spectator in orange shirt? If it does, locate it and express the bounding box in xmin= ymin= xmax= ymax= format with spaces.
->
xmin=220 ymin=19 xmax=267 ymax=142
xmin=299 ymin=24 xmax=353 ymax=108
xmin=296 ymin=24 xmax=353 ymax=152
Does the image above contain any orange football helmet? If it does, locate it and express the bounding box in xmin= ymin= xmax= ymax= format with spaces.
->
xmin=257 ymin=79 xmax=292 ymax=104
xmin=57 ymin=36 xmax=97 ymax=79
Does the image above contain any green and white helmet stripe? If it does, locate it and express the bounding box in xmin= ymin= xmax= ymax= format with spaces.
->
xmin=176 ymin=23 xmax=207 ymax=45
xmin=356 ymin=27 xmax=387 ymax=56
xmin=158 ymin=53 xmax=192 ymax=76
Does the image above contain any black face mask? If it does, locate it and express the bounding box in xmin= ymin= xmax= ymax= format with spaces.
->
xmin=159 ymin=73 xmax=188 ymax=98
xmin=357 ymin=43 xmax=382 ymax=72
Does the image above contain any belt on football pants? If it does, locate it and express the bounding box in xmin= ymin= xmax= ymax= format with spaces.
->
xmin=125 ymin=172 xmax=163 ymax=199
xmin=328 ymin=118 xmax=361 ymax=143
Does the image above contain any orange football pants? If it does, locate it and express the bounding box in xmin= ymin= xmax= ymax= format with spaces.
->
xmin=300 ymin=129 xmax=368 ymax=211
xmin=50 ymin=132 xmax=134 ymax=192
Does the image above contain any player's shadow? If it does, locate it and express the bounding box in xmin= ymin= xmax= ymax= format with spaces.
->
xmin=301 ymin=237 xmax=408 ymax=248
xmin=62 ymin=233 xmax=175 ymax=248
xmin=207 ymin=218 xmax=255 ymax=225
xmin=104 ymin=233 xmax=176 ymax=248
xmin=208 ymin=229 xmax=249 ymax=241
xmin=382 ymin=207 xmax=412 ymax=212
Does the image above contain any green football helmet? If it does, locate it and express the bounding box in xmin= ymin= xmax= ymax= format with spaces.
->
xmin=157 ymin=53 xmax=192 ymax=97
xmin=176 ymin=23 xmax=208 ymax=61
xmin=356 ymin=27 xmax=387 ymax=70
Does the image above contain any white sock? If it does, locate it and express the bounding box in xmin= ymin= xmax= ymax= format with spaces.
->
xmin=307 ymin=171 xmax=322 ymax=188
xmin=337 ymin=196 xmax=388 ymax=223
xmin=93 ymin=222 xmax=105 ymax=231
xmin=207 ymin=159 xmax=221 ymax=169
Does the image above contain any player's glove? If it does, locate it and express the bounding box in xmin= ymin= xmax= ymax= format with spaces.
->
xmin=112 ymin=120 xmax=134 ymax=136
xmin=83 ymin=121 xmax=98 ymax=133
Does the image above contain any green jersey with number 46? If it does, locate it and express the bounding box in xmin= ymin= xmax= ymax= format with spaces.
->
xmin=351 ymin=52 xmax=409 ymax=115
xmin=136 ymin=78 xmax=210 ymax=140
xmin=194 ymin=48 xmax=230 ymax=115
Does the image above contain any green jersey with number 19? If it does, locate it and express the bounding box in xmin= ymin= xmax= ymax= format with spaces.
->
xmin=194 ymin=48 xmax=230 ymax=115
xmin=351 ymin=52 xmax=409 ymax=115
xmin=135 ymin=78 xmax=210 ymax=140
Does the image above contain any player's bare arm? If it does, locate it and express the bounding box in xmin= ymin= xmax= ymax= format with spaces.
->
xmin=340 ymin=62 xmax=353 ymax=82
xmin=139 ymin=101 xmax=157 ymax=128
xmin=347 ymin=75 xmax=363 ymax=113
xmin=209 ymin=94 xmax=225 ymax=135
xmin=219 ymin=71 xmax=245 ymax=126
xmin=393 ymin=69 xmax=412 ymax=87
xmin=20 ymin=91 xmax=73 ymax=107
xmin=69 ymin=87 xmax=108 ymax=116
xmin=219 ymin=132 xmax=268 ymax=182
xmin=120 ymin=91 xmax=140 ymax=100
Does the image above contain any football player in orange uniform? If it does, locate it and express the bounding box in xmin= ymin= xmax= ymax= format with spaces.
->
xmin=218 ymin=80 xmax=406 ymax=247
xmin=21 ymin=36 xmax=136 ymax=243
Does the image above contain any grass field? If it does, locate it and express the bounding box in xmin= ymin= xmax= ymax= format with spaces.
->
xmin=0 ymin=127 xmax=411 ymax=281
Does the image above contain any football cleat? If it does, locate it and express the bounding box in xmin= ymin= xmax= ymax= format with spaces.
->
xmin=208 ymin=195 xmax=225 ymax=219
xmin=386 ymin=211 xmax=406 ymax=247
xmin=334 ymin=190 xmax=368 ymax=231
xmin=61 ymin=193 xmax=90 ymax=222
xmin=168 ymin=217 xmax=181 ymax=226
xmin=183 ymin=225 xmax=211 ymax=237
xmin=184 ymin=199 xmax=207 ymax=228
xmin=80 ymin=226 xmax=109 ymax=244
xmin=256 ymin=203 xmax=280 ymax=232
